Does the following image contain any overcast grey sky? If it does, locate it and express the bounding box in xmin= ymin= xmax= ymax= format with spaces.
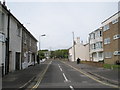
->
xmin=4 ymin=1 xmax=119 ymax=50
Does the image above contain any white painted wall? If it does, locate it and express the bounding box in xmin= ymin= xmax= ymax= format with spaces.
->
xmin=89 ymin=29 xmax=104 ymax=62
xmin=69 ymin=38 xmax=89 ymax=62
xmin=9 ymin=17 xmax=22 ymax=72
xmin=0 ymin=41 xmax=2 ymax=67
xmin=0 ymin=7 xmax=7 ymax=74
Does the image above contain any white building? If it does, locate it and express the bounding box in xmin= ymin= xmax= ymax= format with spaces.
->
xmin=0 ymin=2 xmax=37 ymax=75
xmin=0 ymin=3 xmax=8 ymax=74
xmin=89 ymin=27 xmax=104 ymax=62
xmin=0 ymin=32 xmax=5 ymax=68
xmin=0 ymin=3 xmax=22 ymax=74
xmin=69 ymin=37 xmax=89 ymax=62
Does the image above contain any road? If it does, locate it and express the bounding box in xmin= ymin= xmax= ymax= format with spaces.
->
xmin=29 ymin=60 xmax=119 ymax=90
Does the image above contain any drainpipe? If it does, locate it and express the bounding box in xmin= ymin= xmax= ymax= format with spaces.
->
xmin=5 ymin=11 xmax=10 ymax=74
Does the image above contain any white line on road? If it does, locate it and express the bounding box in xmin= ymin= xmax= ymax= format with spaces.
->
xmin=60 ymin=67 xmax=63 ymax=71
xmin=58 ymin=64 xmax=60 ymax=67
xmin=62 ymin=73 xmax=68 ymax=82
xmin=69 ymin=86 xmax=74 ymax=90
xmin=58 ymin=64 xmax=63 ymax=71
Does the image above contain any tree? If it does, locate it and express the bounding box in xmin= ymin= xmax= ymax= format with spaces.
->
xmin=38 ymin=50 xmax=45 ymax=60
xmin=50 ymin=49 xmax=68 ymax=59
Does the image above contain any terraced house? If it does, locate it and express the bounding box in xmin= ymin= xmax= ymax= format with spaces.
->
xmin=0 ymin=2 xmax=37 ymax=75
xmin=102 ymin=11 xmax=120 ymax=65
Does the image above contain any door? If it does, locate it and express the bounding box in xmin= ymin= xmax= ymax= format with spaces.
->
xmin=16 ymin=52 xmax=20 ymax=70
xmin=32 ymin=53 xmax=35 ymax=65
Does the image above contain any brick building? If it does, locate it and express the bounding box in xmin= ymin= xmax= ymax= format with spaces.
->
xmin=102 ymin=11 xmax=120 ymax=65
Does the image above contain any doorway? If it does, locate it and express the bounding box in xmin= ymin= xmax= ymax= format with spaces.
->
xmin=15 ymin=52 xmax=20 ymax=70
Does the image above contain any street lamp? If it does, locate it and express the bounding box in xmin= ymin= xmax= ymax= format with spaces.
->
xmin=39 ymin=34 xmax=46 ymax=51
xmin=37 ymin=34 xmax=46 ymax=63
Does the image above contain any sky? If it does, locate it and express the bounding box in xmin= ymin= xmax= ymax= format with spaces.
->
xmin=1 ymin=0 xmax=119 ymax=50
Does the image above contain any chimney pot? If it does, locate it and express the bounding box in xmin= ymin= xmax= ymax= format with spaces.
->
xmin=3 ymin=0 xmax=5 ymax=5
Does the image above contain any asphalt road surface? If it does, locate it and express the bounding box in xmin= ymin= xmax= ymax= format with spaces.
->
xmin=31 ymin=60 xmax=119 ymax=90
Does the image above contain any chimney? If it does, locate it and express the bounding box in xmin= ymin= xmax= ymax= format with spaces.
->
xmin=81 ymin=40 xmax=83 ymax=44
xmin=76 ymin=37 xmax=80 ymax=44
xmin=3 ymin=0 xmax=6 ymax=6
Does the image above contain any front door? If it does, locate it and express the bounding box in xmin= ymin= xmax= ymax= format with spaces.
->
xmin=16 ymin=52 xmax=20 ymax=70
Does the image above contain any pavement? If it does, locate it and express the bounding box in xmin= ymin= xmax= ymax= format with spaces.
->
xmin=62 ymin=60 xmax=120 ymax=86
xmin=2 ymin=60 xmax=50 ymax=90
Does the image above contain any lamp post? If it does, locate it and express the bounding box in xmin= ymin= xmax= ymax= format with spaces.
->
xmin=72 ymin=32 xmax=76 ymax=62
xmin=39 ymin=34 xmax=46 ymax=51
xmin=38 ymin=34 xmax=46 ymax=64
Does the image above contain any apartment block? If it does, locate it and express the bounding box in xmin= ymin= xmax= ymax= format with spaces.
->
xmin=89 ymin=27 xmax=104 ymax=62
xmin=102 ymin=12 xmax=120 ymax=65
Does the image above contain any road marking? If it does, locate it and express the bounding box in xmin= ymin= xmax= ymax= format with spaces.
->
xmin=69 ymin=85 xmax=74 ymax=90
xmin=58 ymin=64 xmax=63 ymax=71
xmin=31 ymin=61 xmax=52 ymax=89
xmin=58 ymin=64 xmax=60 ymax=67
xmin=19 ymin=76 xmax=35 ymax=88
xmin=61 ymin=61 xmax=119 ymax=88
xmin=62 ymin=73 xmax=68 ymax=82
xmin=60 ymin=67 xmax=63 ymax=71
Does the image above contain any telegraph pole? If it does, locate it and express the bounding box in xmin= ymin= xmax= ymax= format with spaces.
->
xmin=72 ymin=32 xmax=76 ymax=62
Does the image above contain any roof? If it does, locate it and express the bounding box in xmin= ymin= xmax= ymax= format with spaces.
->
xmin=101 ymin=11 xmax=120 ymax=24
xmin=89 ymin=27 xmax=103 ymax=35
xmin=0 ymin=3 xmax=38 ymax=42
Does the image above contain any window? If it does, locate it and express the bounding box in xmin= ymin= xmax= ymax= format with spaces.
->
xmin=103 ymin=24 xmax=109 ymax=31
xmin=113 ymin=51 xmax=120 ymax=56
xmin=17 ymin=25 xmax=21 ymax=36
xmin=24 ymin=33 xmax=27 ymax=44
xmin=95 ymin=42 xmax=103 ymax=49
xmin=0 ymin=32 xmax=5 ymax=42
xmin=104 ymin=52 xmax=112 ymax=58
xmin=99 ymin=30 xmax=102 ymax=37
xmin=104 ymin=38 xmax=110 ymax=45
xmin=113 ymin=34 xmax=120 ymax=40
xmin=90 ymin=33 xmax=95 ymax=39
xmin=0 ymin=13 xmax=5 ymax=31
xmin=99 ymin=52 xmax=103 ymax=58
xmin=93 ymin=44 xmax=96 ymax=49
xmin=112 ymin=19 xmax=118 ymax=24
xmin=95 ymin=31 xmax=99 ymax=38
xmin=30 ymin=38 xmax=31 ymax=46
xmin=90 ymin=44 xmax=95 ymax=50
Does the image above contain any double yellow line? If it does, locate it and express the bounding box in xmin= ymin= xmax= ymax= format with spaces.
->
xmin=31 ymin=61 xmax=52 ymax=90
xmin=61 ymin=61 xmax=119 ymax=88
